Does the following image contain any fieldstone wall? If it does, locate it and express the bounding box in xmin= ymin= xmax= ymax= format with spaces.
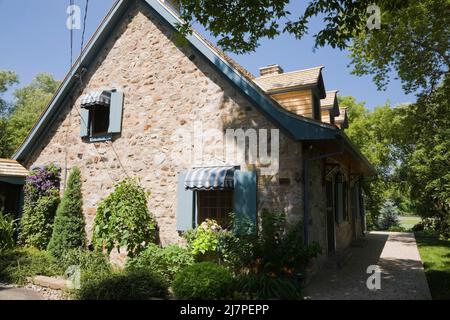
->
xmin=24 ymin=1 xmax=304 ymax=248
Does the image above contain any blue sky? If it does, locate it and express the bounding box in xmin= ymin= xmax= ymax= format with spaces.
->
xmin=0 ymin=0 xmax=416 ymax=109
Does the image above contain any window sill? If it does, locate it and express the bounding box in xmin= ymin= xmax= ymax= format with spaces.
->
xmin=88 ymin=134 xmax=112 ymax=143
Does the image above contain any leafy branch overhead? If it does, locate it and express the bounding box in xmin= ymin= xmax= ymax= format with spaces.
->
xmin=175 ymin=0 xmax=409 ymax=53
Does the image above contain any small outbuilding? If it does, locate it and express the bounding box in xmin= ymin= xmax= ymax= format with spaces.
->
xmin=0 ymin=158 xmax=28 ymax=218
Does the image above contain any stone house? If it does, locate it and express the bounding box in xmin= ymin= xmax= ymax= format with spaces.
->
xmin=12 ymin=0 xmax=374 ymax=264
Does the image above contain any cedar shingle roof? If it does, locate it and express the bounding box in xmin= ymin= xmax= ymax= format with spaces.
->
xmin=0 ymin=159 xmax=29 ymax=177
xmin=321 ymin=90 xmax=340 ymax=116
xmin=254 ymin=66 xmax=324 ymax=93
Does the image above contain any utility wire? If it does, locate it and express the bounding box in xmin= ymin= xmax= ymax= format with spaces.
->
xmin=69 ymin=0 xmax=74 ymax=67
xmin=81 ymin=0 xmax=89 ymax=54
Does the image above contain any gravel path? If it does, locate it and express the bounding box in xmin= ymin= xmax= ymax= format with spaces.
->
xmin=0 ymin=283 xmax=65 ymax=300
xmin=304 ymin=231 xmax=432 ymax=300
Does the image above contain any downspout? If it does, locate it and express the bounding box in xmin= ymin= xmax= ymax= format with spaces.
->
xmin=303 ymin=141 xmax=344 ymax=246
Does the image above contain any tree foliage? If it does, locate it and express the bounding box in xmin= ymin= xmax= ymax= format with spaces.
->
xmin=350 ymin=0 xmax=450 ymax=94
xmin=93 ymin=179 xmax=157 ymax=257
xmin=176 ymin=0 xmax=409 ymax=53
xmin=47 ymin=167 xmax=87 ymax=258
xmin=0 ymin=71 xmax=19 ymax=158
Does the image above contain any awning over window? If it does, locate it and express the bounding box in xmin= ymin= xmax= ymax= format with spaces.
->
xmin=80 ymin=90 xmax=111 ymax=108
xmin=184 ymin=166 xmax=236 ymax=191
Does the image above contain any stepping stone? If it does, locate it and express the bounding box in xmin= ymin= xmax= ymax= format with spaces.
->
xmin=31 ymin=276 xmax=67 ymax=290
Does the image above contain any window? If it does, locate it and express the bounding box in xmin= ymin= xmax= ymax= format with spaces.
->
xmin=80 ymin=90 xmax=124 ymax=141
xmin=196 ymin=190 xmax=234 ymax=227
xmin=90 ymin=105 xmax=110 ymax=136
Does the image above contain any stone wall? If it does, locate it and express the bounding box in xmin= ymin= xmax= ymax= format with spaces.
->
xmin=24 ymin=1 xmax=304 ymax=246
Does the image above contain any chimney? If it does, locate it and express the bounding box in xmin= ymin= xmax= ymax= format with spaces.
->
xmin=259 ymin=64 xmax=284 ymax=77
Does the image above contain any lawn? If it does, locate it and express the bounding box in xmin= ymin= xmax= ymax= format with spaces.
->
xmin=398 ymin=216 xmax=421 ymax=230
xmin=415 ymin=232 xmax=450 ymax=300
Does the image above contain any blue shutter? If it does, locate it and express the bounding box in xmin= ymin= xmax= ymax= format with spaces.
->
xmin=176 ymin=171 xmax=194 ymax=231
xmin=80 ymin=108 xmax=89 ymax=137
xmin=108 ymin=90 xmax=124 ymax=134
xmin=233 ymin=170 xmax=257 ymax=234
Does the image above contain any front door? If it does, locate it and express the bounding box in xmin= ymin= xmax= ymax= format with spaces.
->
xmin=326 ymin=180 xmax=335 ymax=254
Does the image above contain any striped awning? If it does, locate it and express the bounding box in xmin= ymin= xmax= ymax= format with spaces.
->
xmin=80 ymin=90 xmax=111 ymax=108
xmin=184 ymin=166 xmax=236 ymax=191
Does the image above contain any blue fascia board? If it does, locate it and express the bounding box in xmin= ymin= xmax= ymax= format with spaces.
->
xmin=12 ymin=0 xmax=131 ymax=162
xmin=13 ymin=0 xmax=339 ymax=163
xmin=143 ymin=0 xmax=338 ymax=141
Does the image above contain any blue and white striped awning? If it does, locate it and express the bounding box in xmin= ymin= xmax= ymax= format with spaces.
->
xmin=185 ymin=166 xmax=236 ymax=191
xmin=80 ymin=90 xmax=111 ymax=108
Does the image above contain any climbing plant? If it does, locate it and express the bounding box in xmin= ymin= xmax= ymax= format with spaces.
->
xmin=92 ymin=178 xmax=157 ymax=257
xmin=19 ymin=164 xmax=61 ymax=249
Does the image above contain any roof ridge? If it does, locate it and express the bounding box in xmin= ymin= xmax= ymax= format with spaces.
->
xmin=256 ymin=66 xmax=324 ymax=79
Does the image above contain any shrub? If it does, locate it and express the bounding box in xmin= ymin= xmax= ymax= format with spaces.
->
xmin=93 ymin=178 xmax=156 ymax=257
xmin=172 ymin=262 xmax=233 ymax=299
xmin=78 ymin=269 xmax=168 ymax=300
xmin=185 ymin=219 xmax=222 ymax=261
xmin=376 ymin=200 xmax=400 ymax=230
xmin=0 ymin=212 xmax=16 ymax=251
xmin=59 ymin=248 xmax=111 ymax=275
xmin=19 ymin=164 xmax=61 ymax=249
xmin=126 ymin=243 xmax=194 ymax=283
xmin=47 ymin=167 xmax=86 ymax=258
xmin=232 ymin=273 xmax=302 ymax=300
xmin=0 ymin=248 xmax=62 ymax=284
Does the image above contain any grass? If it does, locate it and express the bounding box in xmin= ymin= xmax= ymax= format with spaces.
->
xmin=415 ymin=232 xmax=450 ymax=300
xmin=398 ymin=216 xmax=421 ymax=230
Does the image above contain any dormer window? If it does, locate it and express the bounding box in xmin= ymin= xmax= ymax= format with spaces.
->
xmin=80 ymin=90 xmax=124 ymax=142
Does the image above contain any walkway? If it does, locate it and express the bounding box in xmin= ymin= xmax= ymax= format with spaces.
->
xmin=304 ymin=231 xmax=432 ymax=300
xmin=0 ymin=287 xmax=43 ymax=300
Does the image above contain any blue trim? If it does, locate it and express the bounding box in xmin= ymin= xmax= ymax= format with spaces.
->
xmin=144 ymin=0 xmax=337 ymax=141
xmin=88 ymin=134 xmax=113 ymax=143
xmin=13 ymin=0 xmax=364 ymax=167
xmin=13 ymin=0 xmax=131 ymax=162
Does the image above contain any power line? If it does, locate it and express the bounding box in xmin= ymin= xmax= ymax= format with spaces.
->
xmin=69 ymin=0 xmax=74 ymax=67
xmin=81 ymin=0 xmax=89 ymax=54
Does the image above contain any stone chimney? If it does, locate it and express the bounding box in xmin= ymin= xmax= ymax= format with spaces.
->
xmin=259 ymin=64 xmax=284 ymax=77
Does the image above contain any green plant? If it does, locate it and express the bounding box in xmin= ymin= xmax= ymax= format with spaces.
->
xmin=185 ymin=219 xmax=222 ymax=260
xmin=126 ymin=243 xmax=194 ymax=283
xmin=78 ymin=269 xmax=168 ymax=300
xmin=93 ymin=178 xmax=156 ymax=257
xmin=0 ymin=212 xmax=16 ymax=251
xmin=59 ymin=248 xmax=111 ymax=275
xmin=47 ymin=167 xmax=86 ymax=258
xmin=19 ymin=164 xmax=61 ymax=249
xmin=376 ymin=200 xmax=400 ymax=230
xmin=232 ymin=273 xmax=302 ymax=300
xmin=0 ymin=248 xmax=62 ymax=284
xmin=173 ymin=262 xmax=233 ymax=299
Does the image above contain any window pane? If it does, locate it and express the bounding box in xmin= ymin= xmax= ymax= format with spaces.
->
xmin=90 ymin=105 xmax=110 ymax=136
xmin=197 ymin=190 xmax=233 ymax=228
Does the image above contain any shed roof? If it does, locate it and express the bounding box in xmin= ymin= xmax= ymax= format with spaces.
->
xmin=0 ymin=159 xmax=29 ymax=178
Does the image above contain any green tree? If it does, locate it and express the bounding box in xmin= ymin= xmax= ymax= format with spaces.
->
xmin=7 ymin=73 xmax=60 ymax=154
xmin=392 ymin=80 xmax=450 ymax=237
xmin=176 ymin=0 xmax=408 ymax=53
xmin=0 ymin=71 xmax=19 ymax=157
xmin=350 ymin=0 xmax=449 ymax=94
xmin=47 ymin=167 xmax=87 ymax=258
